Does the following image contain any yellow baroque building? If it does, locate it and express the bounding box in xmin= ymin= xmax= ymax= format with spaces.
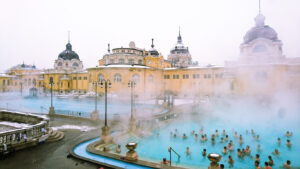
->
xmin=1 ymin=12 xmax=300 ymax=99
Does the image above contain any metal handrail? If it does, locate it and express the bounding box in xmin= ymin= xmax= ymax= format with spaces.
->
xmin=168 ymin=146 xmax=180 ymax=166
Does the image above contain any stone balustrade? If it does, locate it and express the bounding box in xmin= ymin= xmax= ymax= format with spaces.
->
xmin=0 ymin=110 xmax=49 ymax=148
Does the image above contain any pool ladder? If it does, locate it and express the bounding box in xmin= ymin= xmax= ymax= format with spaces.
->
xmin=168 ymin=146 xmax=180 ymax=166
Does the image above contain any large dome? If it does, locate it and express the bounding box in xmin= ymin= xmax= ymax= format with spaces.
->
xmin=58 ymin=43 xmax=79 ymax=60
xmin=243 ymin=25 xmax=278 ymax=44
xmin=243 ymin=13 xmax=279 ymax=44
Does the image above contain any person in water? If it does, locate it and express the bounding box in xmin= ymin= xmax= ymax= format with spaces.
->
xmin=285 ymin=131 xmax=292 ymax=137
xmin=237 ymin=148 xmax=242 ymax=158
xmin=255 ymin=154 xmax=260 ymax=162
xmin=211 ymin=137 xmax=215 ymax=144
xmin=222 ymin=129 xmax=226 ymax=136
xmin=191 ymin=130 xmax=195 ymax=135
xmin=225 ymin=135 xmax=229 ymax=141
xmin=173 ymin=133 xmax=177 ymax=138
xmin=255 ymin=161 xmax=261 ymax=169
xmin=283 ymin=160 xmax=291 ymax=169
xmin=220 ymin=164 xmax=224 ymax=169
xmin=251 ymin=129 xmax=255 ymax=135
xmin=272 ymin=149 xmax=280 ymax=156
xmin=234 ymin=131 xmax=238 ymax=138
xmin=222 ymin=146 xmax=228 ymax=154
xmin=204 ymin=134 xmax=208 ymax=141
xmin=228 ymin=142 xmax=233 ymax=151
xmin=200 ymin=135 xmax=205 ymax=142
xmin=277 ymin=137 xmax=281 ymax=145
xmin=239 ymin=135 xmax=244 ymax=145
xmin=220 ymin=137 xmax=224 ymax=143
xmin=241 ymin=149 xmax=246 ymax=157
xmin=268 ymin=156 xmax=274 ymax=166
xmin=264 ymin=162 xmax=272 ymax=169
xmin=194 ymin=133 xmax=198 ymax=140
xmin=228 ymin=155 xmax=234 ymax=166
xmin=185 ymin=146 xmax=191 ymax=156
xmin=245 ymin=145 xmax=251 ymax=155
xmin=215 ymin=130 xmax=219 ymax=137
xmin=257 ymin=144 xmax=262 ymax=152
xmin=286 ymin=139 xmax=292 ymax=147
xmin=161 ymin=158 xmax=169 ymax=165
xmin=202 ymin=149 xmax=206 ymax=156
xmin=183 ymin=133 xmax=187 ymax=139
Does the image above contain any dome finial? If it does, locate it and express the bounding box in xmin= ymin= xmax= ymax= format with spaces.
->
xmin=68 ymin=30 xmax=70 ymax=43
xmin=177 ymin=27 xmax=182 ymax=44
xmin=259 ymin=0 xmax=261 ymax=14
xmin=151 ymin=38 xmax=154 ymax=48
xmin=255 ymin=0 xmax=265 ymax=27
xmin=108 ymin=43 xmax=110 ymax=53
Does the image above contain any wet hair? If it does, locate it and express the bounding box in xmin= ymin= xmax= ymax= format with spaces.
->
xmin=224 ymin=146 xmax=227 ymax=149
xmin=256 ymin=154 xmax=259 ymax=158
xmin=203 ymin=149 xmax=206 ymax=151
xmin=226 ymin=135 xmax=228 ymax=137
xmin=237 ymin=148 xmax=241 ymax=151
xmin=268 ymin=156 xmax=272 ymax=159
xmin=255 ymin=161 xmax=260 ymax=165
xmin=265 ymin=162 xmax=269 ymax=166
xmin=287 ymin=160 xmax=291 ymax=165
xmin=229 ymin=155 xmax=232 ymax=158
xmin=287 ymin=139 xmax=290 ymax=142
xmin=163 ymin=158 xmax=166 ymax=161
xmin=220 ymin=164 xmax=224 ymax=168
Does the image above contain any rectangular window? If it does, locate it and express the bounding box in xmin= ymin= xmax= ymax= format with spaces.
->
xmin=173 ymin=74 xmax=179 ymax=79
xmin=193 ymin=74 xmax=200 ymax=79
xmin=183 ymin=74 xmax=189 ymax=79
xmin=73 ymin=77 xmax=77 ymax=80
xmin=84 ymin=77 xmax=87 ymax=80
xmin=110 ymin=59 xmax=114 ymax=64
xmin=207 ymin=74 xmax=211 ymax=78
xmin=79 ymin=77 xmax=82 ymax=80
xmin=164 ymin=75 xmax=170 ymax=79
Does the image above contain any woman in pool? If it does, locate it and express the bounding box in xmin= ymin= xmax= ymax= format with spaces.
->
xmin=222 ymin=146 xmax=228 ymax=154
xmin=268 ymin=156 xmax=274 ymax=166
xmin=241 ymin=149 xmax=246 ymax=157
xmin=194 ymin=133 xmax=198 ymax=141
xmin=182 ymin=133 xmax=188 ymax=139
xmin=225 ymin=135 xmax=229 ymax=141
xmin=245 ymin=145 xmax=251 ymax=155
xmin=211 ymin=137 xmax=215 ymax=144
xmin=228 ymin=142 xmax=233 ymax=151
xmin=202 ymin=149 xmax=206 ymax=156
xmin=286 ymin=139 xmax=292 ymax=147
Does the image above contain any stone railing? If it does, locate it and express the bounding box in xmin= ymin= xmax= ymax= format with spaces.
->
xmin=0 ymin=110 xmax=49 ymax=148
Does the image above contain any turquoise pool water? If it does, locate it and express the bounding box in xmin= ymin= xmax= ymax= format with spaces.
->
xmin=0 ymin=94 xmax=159 ymax=119
xmin=74 ymin=138 xmax=151 ymax=169
xmin=136 ymin=99 xmax=300 ymax=169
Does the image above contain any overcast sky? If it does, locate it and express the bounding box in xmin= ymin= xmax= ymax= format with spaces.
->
xmin=0 ymin=0 xmax=300 ymax=72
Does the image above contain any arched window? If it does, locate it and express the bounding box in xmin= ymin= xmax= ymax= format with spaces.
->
xmin=114 ymin=74 xmax=122 ymax=83
xmin=132 ymin=74 xmax=140 ymax=83
xmin=128 ymin=59 xmax=134 ymax=65
xmin=148 ymin=75 xmax=153 ymax=82
xmin=119 ymin=59 xmax=124 ymax=64
xmin=138 ymin=59 xmax=143 ymax=65
xmin=72 ymin=62 xmax=79 ymax=67
xmin=98 ymin=74 xmax=104 ymax=82
xmin=58 ymin=62 xmax=62 ymax=66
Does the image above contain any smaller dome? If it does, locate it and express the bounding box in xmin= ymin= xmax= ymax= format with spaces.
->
xmin=58 ymin=43 xmax=79 ymax=60
xmin=149 ymin=39 xmax=159 ymax=56
xmin=129 ymin=41 xmax=136 ymax=48
xmin=243 ymin=14 xmax=279 ymax=44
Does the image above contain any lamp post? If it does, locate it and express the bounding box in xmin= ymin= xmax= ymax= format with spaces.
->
xmin=90 ymin=81 xmax=100 ymax=120
xmin=128 ymin=80 xmax=136 ymax=132
xmin=49 ymin=77 xmax=55 ymax=115
xmin=99 ymin=79 xmax=113 ymax=144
